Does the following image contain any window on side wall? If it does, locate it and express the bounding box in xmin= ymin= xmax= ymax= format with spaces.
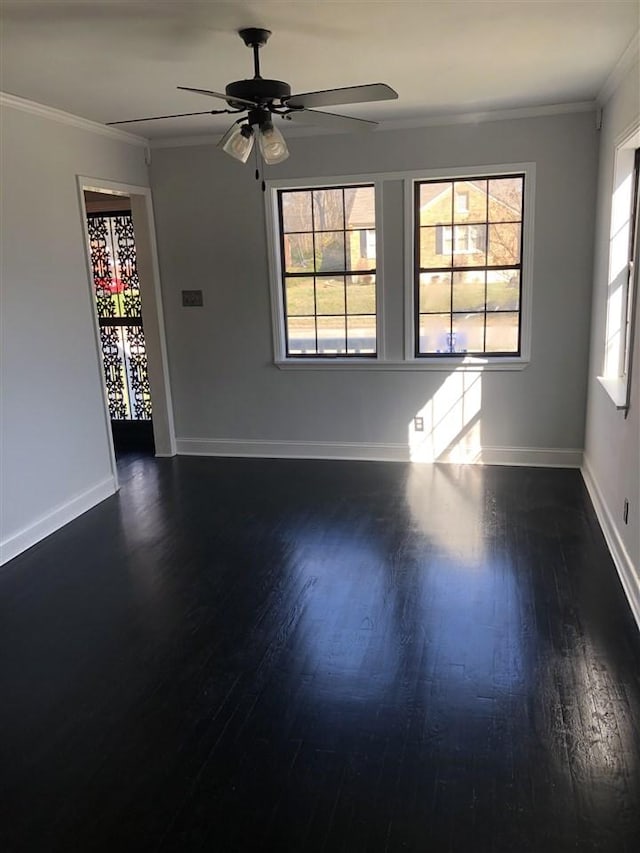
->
xmin=600 ymin=133 xmax=640 ymax=411
xmin=414 ymin=173 xmax=525 ymax=358
xmin=274 ymin=183 xmax=377 ymax=358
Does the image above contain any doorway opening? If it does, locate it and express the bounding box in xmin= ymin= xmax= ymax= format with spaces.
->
xmin=84 ymin=190 xmax=154 ymax=455
xmin=78 ymin=176 xmax=176 ymax=477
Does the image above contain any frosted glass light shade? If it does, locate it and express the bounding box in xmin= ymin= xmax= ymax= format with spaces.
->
xmin=258 ymin=122 xmax=289 ymax=165
xmin=219 ymin=123 xmax=254 ymax=163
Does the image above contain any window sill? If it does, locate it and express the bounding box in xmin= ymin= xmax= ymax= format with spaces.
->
xmin=597 ymin=375 xmax=629 ymax=409
xmin=275 ymin=357 xmax=529 ymax=372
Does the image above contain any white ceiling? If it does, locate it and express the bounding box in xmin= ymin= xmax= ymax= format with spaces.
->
xmin=1 ymin=1 xmax=638 ymax=140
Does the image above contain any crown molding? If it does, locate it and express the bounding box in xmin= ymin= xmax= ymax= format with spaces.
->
xmin=0 ymin=92 xmax=148 ymax=147
xmin=375 ymin=100 xmax=595 ymax=131
xmin=149 ymin=100 xmax=596 ymax=150
xmin=597 ymin=31 xmax=640 ymax=106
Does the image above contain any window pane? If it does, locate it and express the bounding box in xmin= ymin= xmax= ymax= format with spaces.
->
xmin=485 ymin=312 xmax=519 ymax=352
xmin=420 ymin=272 xmax=451 ymax=313
xmin=452 ymin=270 xmax=485 ymax=312
xmin=452 ymin=313 xmax=485 ymax=353
xmin=347 ymin=315 xmax=376 ymax=354
xmin=346 ymin=274 xmax=375 ymax=314
xmin=486 ymin=270 xmax=520 ymax=311
xmin=453 ymin=224 xmax=486 ymax=267
xmin=281 ymin=190 xmax=312 ymax=232
xmin=488 ymin=223 xmax=521 ymax=265
xmin=315 ymin=276 xmax=345 ymax=315
xmin=315 ymin=231 xmax=345 ymax=272
xmin=347 ymin=229 xmax=376 ymax=267
xmin=313 ymin=189 xmax=344 ymax=230
xmin=317 ymin=316 xmax=346 ymax=354
xmin=419 ymin=182 xmax=452 ymax=226
xmin=419 ymin=226 xmax=452 ymax=268
xmin=285 ymin=277 xmax=315 ymax=316
xmin=284 ymin=233 xmax=314 ymax=273
xmin=488 ymin=177 xmax=523 ymax=222
xmin=418 ymin=313 xmax=452 ymax=354
xmin=287 ymin=316 xmax=316 ymax=355
xmin=453 ymin=179 xmax=487 ymax=223
xmin=345 ymin=186 xmax=375 ymax=229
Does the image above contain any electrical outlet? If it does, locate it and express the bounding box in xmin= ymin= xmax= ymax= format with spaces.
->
xmin=414 ymin=416 xmax=424 ymax=432
xmin=623 ymin=499 xmax=629 ymax=525
xmin=182 ymin=289 xmax=203 ymax=307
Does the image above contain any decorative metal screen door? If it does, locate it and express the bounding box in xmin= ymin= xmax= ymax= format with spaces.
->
xmin=86 ymin=211 xmax=153 ymax=421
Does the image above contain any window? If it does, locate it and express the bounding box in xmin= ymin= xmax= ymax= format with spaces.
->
xmin=624 ymin=150 xmax=640 ymax=380
xmin=276 ymin=184 xmax=377 ymax=357
xmin=600 ymin=129 xmax=640 ymax=411
xmin=266 ymin=164 xmax=533 ymax=370
xmin=414 ymin=175 xmax=525 ymax=357
xmin=440 ymin=224 xmax=487 ymax=255
xmin=455 ymin=190 xmax=470 ymax=213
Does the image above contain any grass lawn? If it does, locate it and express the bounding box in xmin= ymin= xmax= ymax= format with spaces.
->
xmin=420 ymin=281 xmax=519 ymax=313
xmin=284 ymin=277 xmax=519 ymax=317
xmin=285 ymin=277 xmax=376 ymax=316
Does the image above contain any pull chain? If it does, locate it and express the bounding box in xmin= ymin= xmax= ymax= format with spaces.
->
xmin=254 ymin=141 xmax=260 ymax=183
xmin=254 ymin=143 xmax=266 ymax=192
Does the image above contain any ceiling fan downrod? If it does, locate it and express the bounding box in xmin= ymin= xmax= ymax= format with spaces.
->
xmin=225 ymin=29 xmax=291 ymax=109
xmin=238 ymin=28 xmax=272 ymax=79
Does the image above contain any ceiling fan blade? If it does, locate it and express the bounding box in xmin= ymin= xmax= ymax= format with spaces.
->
xmin=107 ymin=110 xmax=227 ymax=126
xmin=284 ymin=83 xmax=397 ymax=110
xmin=177 ymin=86 xmax=258 ymax=108
xmin=282 ymin=109 xmax=377 ymax=132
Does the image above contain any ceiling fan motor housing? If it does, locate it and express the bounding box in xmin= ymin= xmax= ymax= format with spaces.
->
xmin=225 ymin=78 xmax=292 ymax=109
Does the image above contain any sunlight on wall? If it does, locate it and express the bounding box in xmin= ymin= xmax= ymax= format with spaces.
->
xmin=408 ymin=367 xmax=482 ymax=463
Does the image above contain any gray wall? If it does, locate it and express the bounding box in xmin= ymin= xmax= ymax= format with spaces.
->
xmin=584 ymin=57 xmax=640 ymax=575
xmin=0 ymin=104 xmax=148 ymax=557
xmin=150 ymin=111 xmax=598 ymax=458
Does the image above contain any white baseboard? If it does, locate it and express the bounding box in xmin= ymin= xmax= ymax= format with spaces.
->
xmin=176 ymin=437 xmax=583 ymax=468
xmin=471 ymin=447 xmax=583 ymax=467
xmin=582 ymin=458 xmax=640 ymax=631
xmin=176 ymin=438 xmax=409 ymax=462
xmin=0 ymin=476 xmax=117 ymax=566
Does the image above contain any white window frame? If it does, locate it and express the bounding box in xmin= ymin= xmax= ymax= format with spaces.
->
xmin=598 ymin=120 xmax=640 ymax=411
xmin=404 ymin=162 xmax=535 ymax=367
xmin=265 ymin=175 xmax=385 ymax=364
xmin=265 ymin=163 xmax=535 ymax=371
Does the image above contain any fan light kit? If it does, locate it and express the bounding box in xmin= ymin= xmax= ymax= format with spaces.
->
xmin=109 ymin=28 xmax=398 ymax=167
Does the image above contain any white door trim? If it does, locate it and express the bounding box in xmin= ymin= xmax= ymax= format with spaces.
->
xmin=76 ymin=177 xmax=176 ymax=465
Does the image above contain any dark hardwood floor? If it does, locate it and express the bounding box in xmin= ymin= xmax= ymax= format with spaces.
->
xmin=1 ymin=455 xmax=639 ymax=852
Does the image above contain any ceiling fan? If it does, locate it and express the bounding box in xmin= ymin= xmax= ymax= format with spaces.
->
xmin=107 ymin=28 xmax=398 ymax=165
